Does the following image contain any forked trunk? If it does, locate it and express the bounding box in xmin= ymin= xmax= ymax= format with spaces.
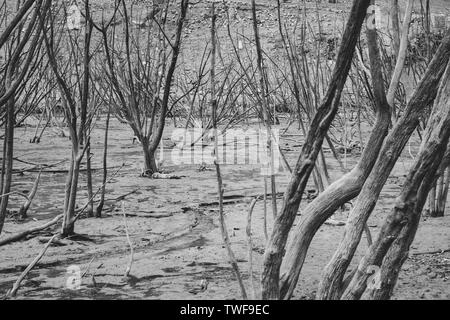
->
xmin=61 ymin=157 xmax=82 ymax=237
xmin=142 ymin=138 xmax=158 ymax=174
xmin=261 ymin=0 xmax=371 ymax=299
xmin=342 ymin=62 xmax=450 ymax=299
xmin=279 ymin=18 xmax=392 ymax=299
xmin=317 ymin=30 xmax=450 ymax=300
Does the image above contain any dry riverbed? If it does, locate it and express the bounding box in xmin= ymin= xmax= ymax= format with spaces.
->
xmin=0 ymin=118 xmax=449 ymax=300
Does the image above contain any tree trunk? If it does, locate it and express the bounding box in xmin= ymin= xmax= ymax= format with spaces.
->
xmin=342 ymin=62 xmax=450 ymax=300
xmin=261 ymin=0 xmax=371 ymax=300
xmin=148 ymin=0 xmax=188 ymax=168
xmin=430 ymin=164 xmax=449 ymax=217
xmin=428 ymin=181 xmax=437 ymax=216
xmin=142 ymin=138 xmax=158 ymax=174
xmin=96 ymin=108 xmax=111 ymax=218
xmin=439 ymin=166 xmax=450 ymax=215
xmin=279 ymin=20 xmax=391 ymax=299
xmin=85 ymin=138 xmax=94 ymax=217
xmin=387 ymin=0 xmax=414 ymax=120
xmin=390 ymin=0 xmax=400 ymax=60
xmin=0 ymin=95 xmax=15 ymax=234
xmin=317 ymin=30 xmax=450 ymax=300
xmin=61 ymin=156 xmax=82 ymax=237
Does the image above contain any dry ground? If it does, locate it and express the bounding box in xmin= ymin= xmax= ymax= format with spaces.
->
xmin=0 ymin=117 xmax=449 ymax=300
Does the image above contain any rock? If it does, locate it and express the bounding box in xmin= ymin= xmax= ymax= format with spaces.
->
xmin=325 ymin=219 xmax=346 ymax=227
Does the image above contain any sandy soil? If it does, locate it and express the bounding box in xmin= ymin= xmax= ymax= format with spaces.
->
xmin=0 ymin=117 xmax=449 ymax=300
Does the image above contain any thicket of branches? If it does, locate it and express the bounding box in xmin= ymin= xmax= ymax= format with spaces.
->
xmin=0 ymin=0 xmax=449 ymax=300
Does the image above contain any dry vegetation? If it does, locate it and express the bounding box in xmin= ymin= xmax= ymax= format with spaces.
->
xmin=0 ymin=0 xmax=449 ymax=300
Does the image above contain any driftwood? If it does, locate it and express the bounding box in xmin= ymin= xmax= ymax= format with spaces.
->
xmin=0 ymin=214 xmax=63 ymax=247
xmin=411 ymin=248 xmax=450 ymax=256
xmin=7 ymin=234 xmax=58 ymax=297
xmin=151 ymin=172 xmax=182 ymax=180
xmin=10 ymin=159 xmax=67 ymax=174
xmin=0 ymin=165 xmax=124 ymax=247
xmin=81 ymin=256 xmax=96 ymax=278
xmin=198 ymin=192 xmax=284 ymax=208
xmin=109 ymin=189 xmax=139 ymax=202
xmin=13 ymin=165 xmax=125 ymax=174
xmin=18 ymin=170 xmax=42 ymax=219
xmin=108 ymin=211 xmax=174 ymax=219
xmin=37 ymin=236 xmax=68 ymax=246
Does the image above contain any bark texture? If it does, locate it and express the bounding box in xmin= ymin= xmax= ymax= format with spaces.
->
xmin=261 ymin=0 xmax=371 ymax=299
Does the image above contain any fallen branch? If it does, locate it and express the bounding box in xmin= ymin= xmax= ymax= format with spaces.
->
xmin=411 ymin=248 xmax=450 ymax=256
xmin=7 ymin=234 xmax=58 ymax=298
xmin=0 ymin=191 xmax=29 ymax=200
xmin=0 ymin=214 xmax=63 ymax=247
xmin=13 ymin=165 xmax=125 ymax=174
xmin=37 ymin=236 xmax=68 ymax=246
xmin=109 ymin=189 xmax=139 ymax=202
xmin=18 ymin=170 xmax=42 ymax=219
xmin=10 ymin=159 xmax=68 ymax=174
xmin=107 ymin=211 xmax=174 ymax=219
xmin=122 ymin=202 xmax=134 ymax=278
xmin=1 ymin=165 xmax=124 ymax=247
xmin=151 ymin=172 xmax=182 ymax=180
xmin=198 ymin=192 xmax=284 ymax=208
xmin=82 ymin=256 xmax=96 ymax=278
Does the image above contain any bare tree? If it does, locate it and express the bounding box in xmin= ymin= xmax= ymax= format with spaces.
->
xmin=42 ymin=0 xmax=96 ymax=237
xmin=261 ymin=0 xmax=372 ymax=299
xmin=279 ymin=1 xmax=391 ymax=299
xmin=342 ymin=61 xmax=450 ymax=300
xmin=0 ymin=0 xmax=51 ymax=235
xmin=317 ymin=29 xmax=450 ymax=300
xmin=99 ymin=0 xmax=189 ymax=175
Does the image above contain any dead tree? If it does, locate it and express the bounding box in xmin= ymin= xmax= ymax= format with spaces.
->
xmin=275 ymin=0 xmax=333 ymax=192
xmin=387 ymin=0 xmax=414 ymax=120
xmin=251 ymin=0 xmax=278 ymax=218
xmin=0 ymin=0 xmax=51 ymax=235
xmin=342 ymin=61 xmax=450 ymax=300
xmin=99 ymin=0 xmax=189 ymax=174
xmin=42 ymin=0 xmax=96 ymax=237
xmin=279 ymin=6 xmax=391 ymax=299
xmin=317 ymin=29 xmax=450 ymax=300
xmin=210 ymin=1 xmax=247 ymax=299
xmin=261 ymin=0 xmax=372 ymax=300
